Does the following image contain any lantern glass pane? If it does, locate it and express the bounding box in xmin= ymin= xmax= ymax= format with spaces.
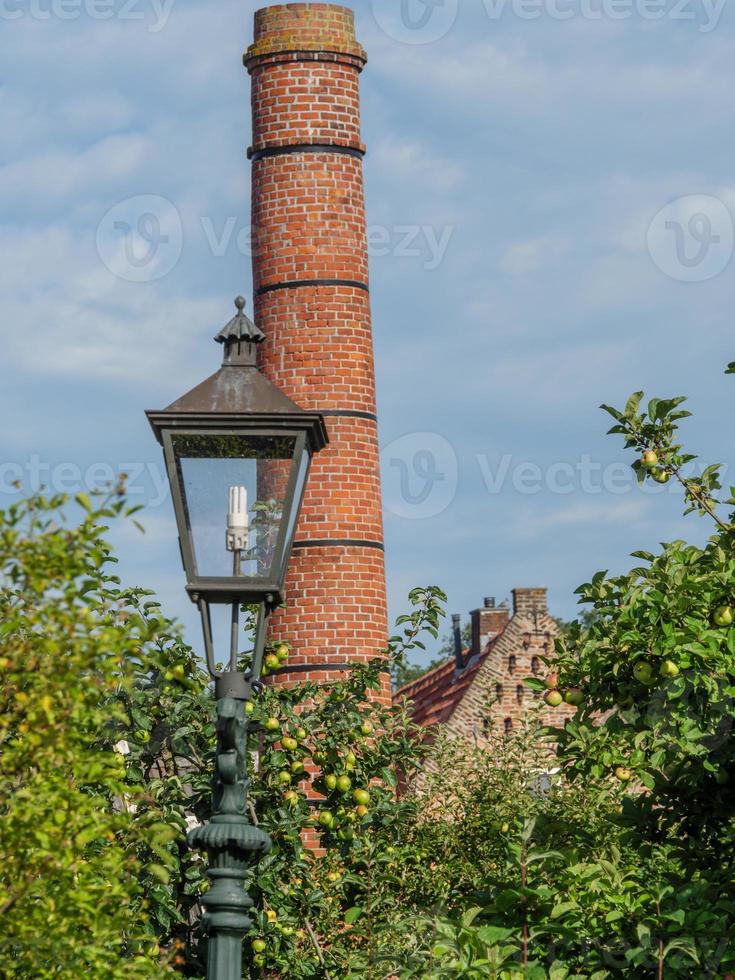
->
xmin=280 ymin=446 xmax=309 ymax=577
xmin=171 ymin=433 xmax=297 ymax=580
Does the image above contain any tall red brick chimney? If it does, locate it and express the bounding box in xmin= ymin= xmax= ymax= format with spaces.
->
xmin=244 ymin=5 xmax=390 ymax=704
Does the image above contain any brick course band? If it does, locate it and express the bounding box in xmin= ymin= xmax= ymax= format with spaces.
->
xmin=320 ymin=409 xmax=378 ymax=422
xmin=255 ymin=278 xmax=369 ymax=297
xmin=248 ymin=143 xmax=366 ymax=162
xmin=292 ymin=539 xmax=385 ymax=551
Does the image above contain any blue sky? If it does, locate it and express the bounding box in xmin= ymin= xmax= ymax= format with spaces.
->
xmin=2 ymin=0 xmax=734 ymax=664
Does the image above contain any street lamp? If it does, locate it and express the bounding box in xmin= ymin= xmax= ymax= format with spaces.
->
xmin=147 ymin=297 xmax=328 ymax=980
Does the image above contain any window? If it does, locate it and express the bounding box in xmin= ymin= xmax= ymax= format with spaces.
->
xmin=531 ymin=656 xmax=541 ymax=675
xmin=504 ymin=718 xmax=513 ymax=734
xmin=508 ymin=655 xmax=516 ymax=674
xmin=495 ymin=683 xmax=504 ymax=701
xmin=516 ymin=685 xmax=524 ymax=704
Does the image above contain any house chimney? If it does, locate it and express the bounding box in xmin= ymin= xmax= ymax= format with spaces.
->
xmin=471 ymin=597 xmax=510 ymax=655
xmin=244 ymin=6 xmax=389 ymax=703
xmin=452 ymin=613 xmax=463 ymax=671
xmin=512 ymin=588 xmax=549 ymax=618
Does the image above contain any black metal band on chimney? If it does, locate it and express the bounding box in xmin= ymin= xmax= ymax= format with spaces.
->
xmin=255 ymin=278 xmax=370 ymax=297
xmin=320 ymin=409 xmax=378 ymax=423
xmin=248 ymin=143 xmax=366 ymax=162
xmin=292 ymin=539 xmax=384 ymax=552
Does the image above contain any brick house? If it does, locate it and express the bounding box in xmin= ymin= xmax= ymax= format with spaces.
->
xmin=395 ymin=588 xmax=572 ymax=741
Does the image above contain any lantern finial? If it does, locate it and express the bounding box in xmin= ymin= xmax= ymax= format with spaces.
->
xmin=215 ymin=296 xmax=266 ymax=349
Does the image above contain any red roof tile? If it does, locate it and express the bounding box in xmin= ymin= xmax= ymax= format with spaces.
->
xmin=395 ymin=646 xmax=492 ymax=729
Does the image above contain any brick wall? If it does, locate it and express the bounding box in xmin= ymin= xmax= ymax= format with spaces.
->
xmin=244 ymin=5 xmax=389 ymax=704
xmin=448 ymin=588 xmax=572 ymax=741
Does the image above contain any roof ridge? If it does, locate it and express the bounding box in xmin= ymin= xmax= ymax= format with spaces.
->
xmin=394 ymin=655 xmax=455 ymax=697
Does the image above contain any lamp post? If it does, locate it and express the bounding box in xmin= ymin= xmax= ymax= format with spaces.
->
xmin=147 ymin=297 xmax=328 ymax=980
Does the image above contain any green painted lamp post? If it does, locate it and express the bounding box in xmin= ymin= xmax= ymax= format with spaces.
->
xmin=147 ymin=297 xmax=328 ymax=979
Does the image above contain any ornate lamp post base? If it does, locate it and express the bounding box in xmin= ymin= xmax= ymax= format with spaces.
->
xmin=188 ymin=697 xmax=272 ymax=980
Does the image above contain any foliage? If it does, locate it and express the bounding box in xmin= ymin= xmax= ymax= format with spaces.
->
xmin=392 ymin=619 xmax=471 ymax=691
xmin=0 ymin=490 xmax=174 ymax=978
xmin=7 ymin=367 xmax=735 ymax=979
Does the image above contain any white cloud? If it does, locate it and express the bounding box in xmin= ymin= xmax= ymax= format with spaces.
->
xmin=500 ymin=236 xmax=570 ymax=276
xmin=371 ymin=137 xmax=464 ymax=194
xmin=0 ymin=134 xmax=150 ymax=207
xmin=519 ymin=499 xmax=648 ymax=535
xmin=0 ymin=223 xmax=222 ymax=388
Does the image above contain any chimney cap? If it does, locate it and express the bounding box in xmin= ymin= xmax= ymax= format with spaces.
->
xmin=484 ymin=597 xmax=496 ymax=608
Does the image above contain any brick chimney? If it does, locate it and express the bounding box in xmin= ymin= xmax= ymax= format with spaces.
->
xmin=470 ymin=597 xmax=510 ymax=655
xmin=512 ymin=588 xmax=549 ymax=618
xmin=244 ymin=5 xmax=389 ymax=703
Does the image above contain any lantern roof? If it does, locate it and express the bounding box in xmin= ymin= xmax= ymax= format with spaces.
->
xmin=146 ymin=297 xmax=328 ymax=452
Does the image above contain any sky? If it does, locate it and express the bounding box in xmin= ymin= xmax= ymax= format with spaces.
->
xmin=1 ymin=0 xmax=734 ymax=665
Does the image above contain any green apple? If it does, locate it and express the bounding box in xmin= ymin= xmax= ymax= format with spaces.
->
xmin=336 ymin=775 xmax=352 ymax=793
xmin=290 ymin=760 xmax=305 ymax=775
xmin=264 ymin=717 xmax=280 ymax=732
xmin=359 ymin=721 xmax=374 ymax=736
xmin=318 ymin=810 xmax=335 ymax=829
xmin=275 ymin=643 xmax=290 ymax=662
xmin=282 ymin=736 xmax=298 ymax=752
xmin=633 ymin=662 xmax=654 ymax=685
xmin=641 ymin=450 xmax=659 ymax=470
xmin=264 ymin=653 xmax=280 ymax=671
xmin=252 ymin=939 xmax=266 ymax=953
xmin=295 ymin=727 xmax=307 ymax=741
xmin=614 ymin=767 xmax=632 ymax=782
xmin=564 ymin=688 xmax=584 ymax=706
xmin=545 ymin=673 xmax=559 ymax=690
xmin=714 ymin=605 xmax=734 ymax=627
xmin=660 ymin=660 xmax=680 ymax=678
xmin=277 ymin=771 xmax=291 ymax=785
xmin=244 ymin=701 xmax=255 ymax=716
xmin=284 ymin=790 xmax=298 ymax=806
xmin=544 ymin=690 xmax=563 ymax=707
xmin=652 ymin=468 xmax=671 ymax=484
xmin=352 ymin=788 xmax=370 ymax=806
xmin=325 ymin=774 xmax=337 ymax=791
